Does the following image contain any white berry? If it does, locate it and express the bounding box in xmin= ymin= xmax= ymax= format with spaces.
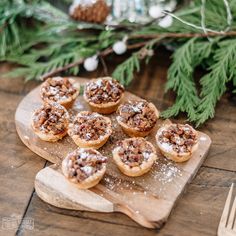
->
xmin=83 ymin=56 xmax=98 ymax=72
xmin=159 ymin=15 xmax=173 ymax=28
xmin=149 ymin=5 xmax=163 ymax=19
xmin=112 ymin=41 xmax=127 ymax=55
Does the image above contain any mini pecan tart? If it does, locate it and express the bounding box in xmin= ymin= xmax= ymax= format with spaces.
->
xmin=112 ymin=138 xmax=157 ymax=177
xmin=68 ymin=111 xmax=112 ymax=149
xmin=31 ymin=102 xmax=69 ymax=142
xmin=156 ymin=124 xmax=199 ymax=162
xmin=83 ymin=77 xmax=124 ymax=114
xmin=40 ymin=77 xmax=80 ymax=109
xmin=62 ymin=148 xmax=107 ymax=189
xmin=116 ymin=100 xmax=159 ymax=137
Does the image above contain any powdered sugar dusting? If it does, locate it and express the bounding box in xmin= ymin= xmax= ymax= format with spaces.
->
xmin=81 ymin=166 xmax=93 ymax=175
xmin=80 ymin=151 xmax=89 ymax=160
xmin=160 ymin=142 xmax=173 ymax=152
xmin=95 ymin=78 xmax=103 ymax=87
xmin=103 ymin=174 xmax=122 ymax=190
xmin=143 ymin=151 xmax=151 ymax=160
xmin=132 ymin=105 xmax=141 ymax=113
xmin=151 ymin=160 xmax=182 ymax=184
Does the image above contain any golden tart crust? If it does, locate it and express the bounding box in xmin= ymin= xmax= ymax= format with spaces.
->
xmin=62 ymin=148 xmax=107 ymax=189
xmin=112 ymin=137 xmax=157 ymax=177
xmin=156 ymin=124 xmax=199 ymax=162
xmin=68 ymin=111 xmax=112 ymax=149
xmin=40 ymin=77 xmax=80 ymax=109
xmin=31 ymin=102 xmax=69 ymax=142
xmin=83 ymin=77 xmax=124 ymax=114
xmin=116 ymin=100 xmax=159 ymax=137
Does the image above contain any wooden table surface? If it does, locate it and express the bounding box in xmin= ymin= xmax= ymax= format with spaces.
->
xmin=0 ymin=49 xmax=236 ymax=236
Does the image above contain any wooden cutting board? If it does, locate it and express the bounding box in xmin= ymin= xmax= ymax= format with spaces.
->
xmin=15 ymin=77 xmax=211 ymax=228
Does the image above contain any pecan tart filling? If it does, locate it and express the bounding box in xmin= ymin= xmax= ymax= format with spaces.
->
xmin=31 ymin=102 xmax=69 ymax=142
xmin=156 ymin=124 xmax=198 ymax=162
xmin=113 ymin=138 xmax=157 ymax=177
xmin=117 ymin=100 xmax=159 ymax=137
xmin=62 ymin=148 xmax=107 ymax=189
xmin=40 ymin=77 xmax=80 ymax=109
xmin=68 ymin=111 xmax=112 ymax=149
xmin=84 ymin=77 xmax=124 ymax=114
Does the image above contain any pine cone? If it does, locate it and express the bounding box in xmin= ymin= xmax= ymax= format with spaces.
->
xmin=70 ymin=0 xmax=110 ymax=24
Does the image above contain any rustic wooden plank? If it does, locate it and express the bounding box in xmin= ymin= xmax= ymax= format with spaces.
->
xmin=160 ymin=167 xmax=236 ymax=236
xmin=0 ymin=94 xmax=46 ymax=235
xmin=0 ymin=65 xmax=46 ymax=236
xmin=17 ymin=167 xmax=236 ymax=236
xmin=198 ymin=98 xmax=236 ymax=172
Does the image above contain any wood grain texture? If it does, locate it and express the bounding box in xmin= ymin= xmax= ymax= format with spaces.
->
xmin=0 ymin=64 xmax=46 ymax=236
xmin=15 ymin=78 xmax=211 ymax=228
xmin=17 ymin=167 xmax=236 ymax=236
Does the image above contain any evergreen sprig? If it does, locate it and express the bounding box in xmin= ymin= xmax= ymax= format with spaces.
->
xmin=112 ymin=53 xmax=140 ymax=86
xmin=162 ymin=39 xmax=199 ymax=120
xmin=112 ymin=39 xmax=160 ymax=85
xmin=196 ymin=39 xmax=236 ymax=125
xmin=161 ymin=38 xmax=216 ymax=123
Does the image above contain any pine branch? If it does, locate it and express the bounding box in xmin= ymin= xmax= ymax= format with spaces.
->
xmin=112 ymin=39 xmax=161 ymax=86
xmin=161 ymin=38 xmax=215 ymax=121
xmin=6 ymin=50 xmax=82 ymax=81
xmin=0 ymin=0 xmax=103 ymax=58
xmin=130 ymin=31 xmax=236 ymax=40
xmin=112 ymin=53 xmax=140 ymax=86
xmin=39 ymin=41 xmax=149 ymax=81
xmin=168 ymin=0 xmax=236 ymax=33
xmin=195 ymin=39 xmax=236 ymax=126
xmin=0 ymin=2 xmax=25 ymax=57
